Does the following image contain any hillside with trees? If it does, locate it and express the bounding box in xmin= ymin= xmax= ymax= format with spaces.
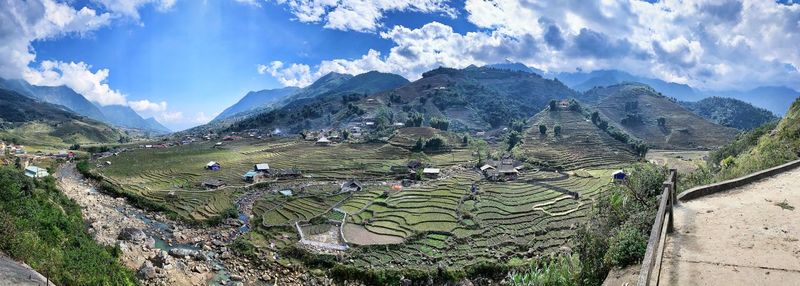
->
xmin=680 ymin=96 xmax=778 ymax=130
xmin=584 ymin=84 xmax=738 ymax=149
xmin=0 ymin=89 xmax=127 ymax=146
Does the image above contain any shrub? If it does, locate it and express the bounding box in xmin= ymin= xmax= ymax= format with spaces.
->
xmin=539 ymin=125 xmax=547 ymax=135
xmin=553 ymin=125 xmax=562 ymax=136
xmin=604 ymin=226 xmax=647 ymax=267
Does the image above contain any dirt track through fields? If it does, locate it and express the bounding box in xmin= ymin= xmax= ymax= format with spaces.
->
xmin=659 ymin=167 xmax=800 ymax=285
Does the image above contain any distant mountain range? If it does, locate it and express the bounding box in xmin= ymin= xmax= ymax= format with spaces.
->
xmin=220 ymin=65 xmax=578 ymax=133
xmin=479 ymin=62 xmax=799 ymax=116
xmin=0 ymin=88 xmax=125 ymax=145
xmin=0 ymin=78 xmax=170 ymax=135
xmin=213 ymin=87 xmax=300 ymax=122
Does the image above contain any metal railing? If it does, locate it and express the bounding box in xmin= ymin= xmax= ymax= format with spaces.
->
xmin=637 ymin=169 xmax=677 ymax=286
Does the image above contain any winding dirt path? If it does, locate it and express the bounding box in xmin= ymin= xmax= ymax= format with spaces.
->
xmin=658 ymin=167 xmax=800 ymax=285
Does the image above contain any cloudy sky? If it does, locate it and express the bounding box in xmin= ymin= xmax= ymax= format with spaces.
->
xmin=2 ymin=0 xmax=799 ymax=130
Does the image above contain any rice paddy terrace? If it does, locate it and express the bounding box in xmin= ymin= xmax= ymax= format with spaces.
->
xmin=92 ymin=133 xmax=629 ymax=269
xmin=93 ymin=138 xmax=473 ymax=221
xmin=519 ymin=108 xmax=639 ymax=170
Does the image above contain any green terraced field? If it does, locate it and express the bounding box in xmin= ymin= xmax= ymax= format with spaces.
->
xmin=91 ymin=135 xmax=627 ymax=268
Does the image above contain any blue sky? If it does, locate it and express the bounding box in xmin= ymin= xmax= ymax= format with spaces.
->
xmin=2 ymin=0 xmax=799 ymax=130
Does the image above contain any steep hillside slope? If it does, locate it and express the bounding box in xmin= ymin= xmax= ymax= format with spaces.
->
xmin=213 ymin=87 xmax=299 ymax=122
xmin=518 ymin=107 xmax=639 ymax=170
xmin=681 ymin=97 xmax=778 ymax=130
xmin=368 ymin=66 xmax=580 ymax=130
xmin=586 ymin=84 xmax=737 ymax=149
xmin=0 ymin=78 xmax=107 ymax=122
xmin=225 ymin=71 xmax=410 ymax=132
xmin=716 ymin=97 xmax=800 ymax=178
xmin=0 ymin=89 xmax=124 ymax=145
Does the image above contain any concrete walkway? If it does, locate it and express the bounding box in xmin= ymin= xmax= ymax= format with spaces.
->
xmin=659 ymin=168 xmax=800 ymax=285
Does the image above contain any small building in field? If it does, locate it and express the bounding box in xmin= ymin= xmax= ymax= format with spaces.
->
xmin=242 ymin=171 xmax=258 ymax=182
xmin=24 ymin=166 xmax=49 ymax=178
xmin=254 ymin=163 xmax=270 ymax=173
xmin=316 ymin=137 xmax=331 ymax=146
xmin=279 ymin=190 xmax=293 ymax=197
xmin=202 ymin=179 xmax=226 ymax=189
xmin=612 ymin=170 xmax=627 ymax=180
xmin=206 ymin=161 xmax=221 ymax=170
xmin=422 ymin=168 xmax=440 ymax=179
xmin=341 ymin=180 xmax=362 ymax=192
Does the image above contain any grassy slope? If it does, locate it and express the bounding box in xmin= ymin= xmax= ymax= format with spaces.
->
xmin=716 ymin=97 xmax=800 ymax=179
xmin=0 ymin=89 xmax=124 ymax=147
xmin=588 ymin=84 xmax=737 ymax=149
xmin=518 ymin=108 xmax=639 ymax=170
xmin=0 ymin=167 xmax=135 ymax=285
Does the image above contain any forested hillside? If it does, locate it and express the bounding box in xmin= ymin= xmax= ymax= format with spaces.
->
xmin=681 ymin=97 xmax=778 ymax=130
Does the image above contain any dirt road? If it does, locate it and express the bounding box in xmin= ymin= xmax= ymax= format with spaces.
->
xmin=659 ymin=167 xmax=800 ymax=285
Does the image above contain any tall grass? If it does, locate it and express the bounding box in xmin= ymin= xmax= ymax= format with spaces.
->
xmin=509 ymin=254 xmax=581 ymax=286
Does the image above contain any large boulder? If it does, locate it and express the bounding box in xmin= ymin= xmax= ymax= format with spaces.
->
xmin=118 ymin=228 xmax=147 ymax=242
xmin=137 ymin=261 xmax=157 ymax=280
xmin=168 ymin=248 xmax=205 ymax=260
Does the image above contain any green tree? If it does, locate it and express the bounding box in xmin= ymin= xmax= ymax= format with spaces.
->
xmin=549 ymin=100 xmax=558 ymax=111
xmin=539 ymin=124 xmax=548 ymax=135
xmin=657 ymin=117 xmax=666 ymax=126
xmin=506 ymin=131 xmax=523 ymax=151
xmin=412 ymin=138 xmax=425 ymax=152
xmin=591 ymin=111 xmax=600 ymax=124
xmin=511 ymin=119 xmax=526 ymax=133
xmin=554 ymin=125 xmax=562 ymax=136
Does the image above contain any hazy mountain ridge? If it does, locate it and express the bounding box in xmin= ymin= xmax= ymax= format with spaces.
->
xmin=0 ymin=77 xmax=170 ymax=135
xmin=0 ymin=88 xmax=125 ymax=145
xmin=482 ymin=62 xmax=798 ymax=115
xmin=212 ymin=87 xmax=300 ymax=122
xmin=681 ymin=97 xmax=778 ymax=130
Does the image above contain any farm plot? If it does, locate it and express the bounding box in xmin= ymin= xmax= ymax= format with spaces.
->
xmin=345 ymin=170 xmax=610 ymax=268
xmin=519 ymin=109 xmax=639 ymax=170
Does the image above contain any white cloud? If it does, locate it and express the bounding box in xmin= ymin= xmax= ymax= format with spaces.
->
xmin=129 ymin=99 xmax=168 ymax=112
xmin=234 ymin=0 xmax=262 ymax=7
xmin=256 ymin=64 xmax=268 ymax=74
xmin=265 ymin=0 xmax=800 ymax=91
xmin=24 ymin=60 xmax=129 ymax=106
xmin=262 ymin=61 xmax=314 ymax=87
xmin=0 ymin=0 xmax=111 ymax=79
xmin=273 ymin=0 xmax=456 ymax=32
xmin=90 ymin=0 xmax=177 ymax=19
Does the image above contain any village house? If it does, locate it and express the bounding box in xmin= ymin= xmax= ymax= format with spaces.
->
xmin=254 ymin=163 xmax=270 ymax=173
xmin=242 ymin=171 xmax=258 ymax=182
xmin=202 ymin=179 xmax=226 ymax=189
xmin=341 ymin=180 xmax=362 ymax=192
xmin=482 ymin=157 xmax=523 ymax=181
xmin=277 ymin=168 xmax=302 ymax=178
xmin=24 ymin=166 xmax=49 ymax=178
xmin=206 ymin=161 xmax=221 ymax=170
xmin=316 ymin=137 xmax=331 ymax=146
xmin=422 ymin=168 xmax=440 ymax=179
xmin=612 ymin=170 xmax=627 ymax=180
